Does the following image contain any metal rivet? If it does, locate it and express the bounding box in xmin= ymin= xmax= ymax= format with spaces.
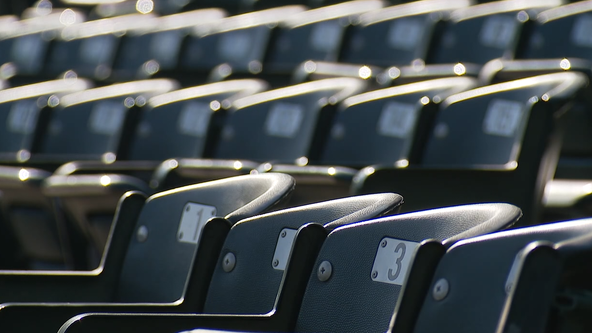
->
xmin=137 ymin=226 xmax=148 ymax=242
xmin=381 ymin=240 xmax=387 ymax=248
xmin=281 ymin=231 xmax=287 ymax=238
xmin=372 ymin=271 xmax=378 ymax=279
xmin=273 ymin=259 xmax=279 ymax=267
xmin=222 ymin=252 xmax=236 ymax=272
xmin=317 ymin=261 xmax=332 ymax=282
xmin=433 ymin=278 xmax=449 ymax=301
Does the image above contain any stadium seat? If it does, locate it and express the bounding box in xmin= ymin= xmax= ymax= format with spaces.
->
xmin=0 ymin=78 xmax=92 ymax=269
xmin=179 ymin=6 xmax=306 ymax=86
xmin=429 ymin=0 xmax=563 ymax=66
xmin=340 ymin=0 xmax=472 ymax=68
xmin=153 ymin=77 xmax=366 ymax=191
xmin=264 ymin=1 xmax=384 ymax=78
xmin=258 ymin=76 xmax=477 ymax=207
xmin=401 ymin=217 xmax=592 ymax=333
xmin=110 ymin=8 xmax=226 ymax=82
xmin=0 ymin=173 xmax=295 ymax=332
xmin=0 ymin=79 xmax=177 ymax=269
xmin=56 ymin=203 xmax=521 ymax=333
xmin=353 ymin=72 xmax=588 ymax=226
xmin=0 ymin=8 xmax=85 ymax=85
xmin=45 ymin=13 xmax=158 ymax=82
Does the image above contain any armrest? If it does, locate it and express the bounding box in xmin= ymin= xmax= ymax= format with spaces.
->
xmin=0 ymin=166 xmax=51 ymax=189
xmin=54 ymin=161 xmax=162 ymax=176
xmin=60 ymin=312 xmax=273 ymax=333
xmin=59 ymin=223 xmax=328 ymax=333
xmin=151 ymin=159 xmax=260 ymax=190
xmin=352 ymin=166 xmax=539 ymax=226
xmin=0 ymin=191 xmax=146 ymax=303
xmin=495 ymin=242 xmax=562 ymax=333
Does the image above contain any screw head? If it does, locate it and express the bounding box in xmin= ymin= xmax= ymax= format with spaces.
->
xmin=222 ymin=252 xmax=236 ymax=272
xmin=372 ymin=271 xmax=378 ymax=279
xmin=281 ymin=231 xmax=287 ymax=238
xmin=381 ymin=240 xmax=387 ymax=248
xmin=273 ymin=259 xmax=279 ymax=267
xmin=433 ymin=278 xmax=449 ymax=301
xmin=317 ymin=261 xmax=333 ymax=282
xmin=137 ymin=226 xmax=148 ymax=243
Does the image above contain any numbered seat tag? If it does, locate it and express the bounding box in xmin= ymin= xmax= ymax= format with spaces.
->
xmin=310 ymin=20 xmax=342 ymax=53
xmin=571 ymin=15 xmax=592 ymax=48
xmin=479 ymin=15 xmax=518 ymax=49
xmin=88 ymin=101 xmax=127 ymax=135
xmin=272 ymin=228 xmax=298 ymax=271
xmin=377 ymin=101 xmax=418 ymax=139
xmin=177 ymin=202 xmax=217 ymax=244
xmin=218 ymin=30 xmax=252 ymax=61
xmin=387 ymin=18 xmax=424 ymax=51
xmin=150 ymin=30 xmax=183 ymax=67
xmin=80 ymin=35 xmax=116 ymax=65
xmin=371 ymin=237 xmax=420 ymax=285
xmin=178 ymin=102 xmax=211 ymax=137
xmin=483 ymin=99 xmax=524 ymax=138
xmin=264 ymin=102 xmax=305 ymax=138
xmin=7 ymin=100 xmax=39 ymax=134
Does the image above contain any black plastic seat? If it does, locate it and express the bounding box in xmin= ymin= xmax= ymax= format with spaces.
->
xmin=400 ymin=217 xmax=592 ymax=333
xmin=0 ymin=78 xmax=92 ymax=269
xmin=153 ymin=78 xmax=366 ymax=191
xmin=340 ymin=0 xmax=471 ymax=68
xmin=353 ymin=72 xmax=588 ymax=226
xmin=110 ymin=8 xmax=226 ymax=82
xmin=178 ymin=6 xmax=306 ymax=86
xmin=0 ymin=8 xmax=86 ymax=85
xmin=45 ymin=13 xmax=158 ymax=81
xmin=40 ymin=79 xmax=268 ymax=263
xmin=258 ymin=77 xmax=477 ymax=207
xmin=0 ymin=173 xmax=295 ymax=333
xmin=0 ymin=79 xmax=177 ymax=269
xmin=264 ymin=1 xmax=384 ymax=78
xmin=57 ymin=202 xmax=521 ymax=333
xmin=429 ymin=0 xmax=562 ymax=67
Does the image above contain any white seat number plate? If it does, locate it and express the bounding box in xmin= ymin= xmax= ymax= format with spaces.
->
xmin=88 ymin=101 xmax=126 ymax=135
xmin=265 ymin=103 xmax=304 ymax=138
xmin=377 ymin=101 xmax=418 ymax=139
xmin=177 ymin=202 xmax=217 ymax=244
xmin=371 ymin=237 xmax=419 ymax=285
xmin=7 ymin=100 xmax=38 ymax=134
xmin=387 ymin=18 xmax=424 ymax=51
xmin=483 ymin=99 xmax=524 ymax=138
xmin=480 ymin=15 xmax=518 ymax=49
xmin=571 ymin=15 xmax=592 ymax=48
xmin=178 ymin=102 xmax=211 ymax=138
xmin=272 ymin=228 xmax=298 ymax=271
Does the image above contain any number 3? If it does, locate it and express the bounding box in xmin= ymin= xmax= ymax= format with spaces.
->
xmin=388 ymin=242 xmax=406 ymax=281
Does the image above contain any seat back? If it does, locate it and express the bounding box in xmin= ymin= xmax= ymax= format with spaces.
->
xmin=204 ymin=193 xmax=403 ymax=315
xmin=45 ymin=13 xmax=156 ymax=80
xmin=179 ymin=6 xmax=305 ymax=77
xmin=128 ymin=80 xmax=268 ymax=161
xmin=422 ymin=72 xmax=586 ymax=168
xmin=320 ymin=77 xmax=477 ymax=167
xmin=524 ymin=2 xmax=592 ymax=60
xmin=115 ymin=173 xmax=295 ymax=303
xmin=0 ymin=79 xmax=91 ymax=163
xmin=111 ymin=9 xmax=226 ymax=80
xmin=35 ymin=79 xmax=177 ymax=163
xmin=410 ymin=218 xmax=592 ymax=333
xmin=341 ymin=0 xmax=471 ymax=67
xmin=431 ymin=0 xmax=561 ymax=65
xmin=264 ymin=1 xmax=384 ymax=74
xmin=295 ymin=203 xmax=521 ymax=333
xmin=214 ymin=78 xmax=366 ymax=162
